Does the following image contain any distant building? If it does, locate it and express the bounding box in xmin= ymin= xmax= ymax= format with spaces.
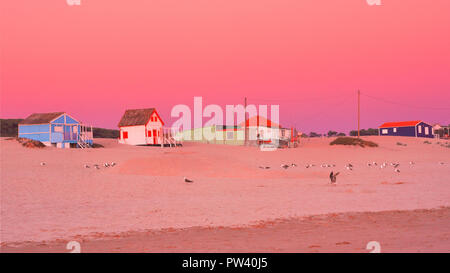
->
xmin=238 ymin=116 xmax=291 ymax=144
xmin=433 ymin=124 xmax=450 ymax=139
xmin=118 ymin=108 xmax=165 ymax=145
xmin=180 ymin=116 xmax=293 ymax=146
xmin=378 ymin=120 xmax=433 ymax=138
xmin=18 ymin=112 xmax=93 ymax=148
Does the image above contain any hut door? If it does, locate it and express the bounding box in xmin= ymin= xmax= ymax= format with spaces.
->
xmin=153 ymin=129 xmax=157 ymax=144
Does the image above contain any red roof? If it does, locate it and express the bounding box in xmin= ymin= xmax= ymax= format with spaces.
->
xmin=379 ymin=120 xmax=421 ymax=128
xmin=238 ymin=116 xmax=282 ymax=128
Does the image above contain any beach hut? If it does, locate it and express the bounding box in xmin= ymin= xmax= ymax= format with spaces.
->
xmin=239 ymin=116 xmax=290 ymax=142
xmin=378 ymin=120 xmax=433 ymax=138
xmin=18 ymin=112 xmax=93 ymax=148
xmin=118 ymin=108 xmax=165 ymax=145
xmin=433 ymin=124 xmax=450 ymax=139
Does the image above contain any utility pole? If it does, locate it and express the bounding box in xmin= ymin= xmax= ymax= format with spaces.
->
xmin=244 ymin=97 xmax=248 ymax=146
xmin=357 ymin=90 xmax=360 ymax=138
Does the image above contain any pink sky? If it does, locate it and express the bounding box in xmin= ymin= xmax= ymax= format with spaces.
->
xmin=1 ymin=0 xmax=449 ymax=133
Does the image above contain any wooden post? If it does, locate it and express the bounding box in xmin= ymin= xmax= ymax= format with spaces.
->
xmin=357 ymin=90 xmax=360 ymax=138
xmin=244 ymin=97 xmax=247 ymax=146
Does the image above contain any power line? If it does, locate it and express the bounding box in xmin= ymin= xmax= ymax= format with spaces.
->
xmin=361 ymin=93 xmax=450 ymax=111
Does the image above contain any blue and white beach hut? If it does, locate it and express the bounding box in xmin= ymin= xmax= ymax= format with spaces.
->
xmin=18 ymin=112 xmax=93 ymax=148
xmin=378 ymin=120 xmax=433 ymax=138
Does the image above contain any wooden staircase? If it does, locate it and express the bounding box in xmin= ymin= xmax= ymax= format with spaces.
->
xmin=77 ymin=125 xmax=93 ymax=149
xmin=161 ymin=127 xmax=182 ymax=147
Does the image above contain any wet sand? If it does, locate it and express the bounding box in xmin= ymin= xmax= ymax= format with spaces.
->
xmin=3 ymin=207 xmax=449 ymax=253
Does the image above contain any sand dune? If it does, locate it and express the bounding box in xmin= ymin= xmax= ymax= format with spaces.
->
xmin=1 ymin=136 xmax=449 ymax=250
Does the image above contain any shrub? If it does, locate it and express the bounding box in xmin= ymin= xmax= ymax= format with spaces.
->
xmin=16 ymin=137 xmax=46 ymax=148
xmin=349 ymin=128 xmax=379 ymax=136
xmin=327 ymin=131 xmax=338 ymax=137
xmin=309 ymin=132 xmax=321 ymax=138
xmin=330 ymin=137 xmax=378 ymax=147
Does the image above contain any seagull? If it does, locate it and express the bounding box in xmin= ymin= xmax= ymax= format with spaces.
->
xmin=184 ymin=177 xmax=194 ymax=183
xmin=104 ymin=163 xmax=110 ymax=168
xmin=321 ymin=164 xmax=327 ymax=168
xmin=291 ymin=163 xmax=297 ymax=167
xmin=329 ymin=171 xmax=340 ymax=184
xmin=93 ymin=164 xmax=100 ymax=170
xmin=84 ymin=164 xmax=90 ymax=168
xmin=394 ymin=169 xmax=400 ymax=173
xmin=439 ymin=162 xmax=445 ymax=165
xmin=367 ymin=163 xmax=372 ymax=167
xmin=111 ymin=162 xmax=117 ymax=167
xmin=393 ymin=163 xmax=400 ymax=168
xmin=372 ymin=162 xmax=378 ymax=166
xmin=40 ymin=162 xmax=46 ymax=166
xmin=345 ymin=164 xmax=353 ymax=171
xmin=259 ymin=166 xmax=270 ymax=169
xmin=281 ymin=164 xmax=290 ymax=169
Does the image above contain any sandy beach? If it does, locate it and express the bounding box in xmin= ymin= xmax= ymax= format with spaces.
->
xmin=1 ymin=136 xmax=449 ymax=252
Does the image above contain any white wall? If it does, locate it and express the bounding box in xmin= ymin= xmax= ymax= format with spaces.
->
xmin=119 ymin=125 xmax=146 ymax=145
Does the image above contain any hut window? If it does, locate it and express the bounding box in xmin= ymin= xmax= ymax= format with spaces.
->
xmin=393 ymin=128 xmax=397 ymax=133
xmin=418 ymin=126 xmax=422 ymax=134
xmin=123 ymin=131 xmax=128 ymax=139
xmin=425 ymin=127 xmax=429 ymax=135
xmin=54 ymin=126 xmax=63 ymax=132
xmin=381 ymin=129 xmax=388 ymax=134
xmin=148 ymin=130 xmax=152 ymax=136
xmin=227 ymin=131 xmax=234 ymax=140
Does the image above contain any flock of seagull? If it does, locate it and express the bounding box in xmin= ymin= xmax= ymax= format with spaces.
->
xmin=39 ymin=162 xmax=117 ymax=169
xmin=257 ymin=160 xmax=447 ymax=185
xmin=38 ymin=160 xmax=446 ymax=185
xmin=84 ymin=162 xmax=117 ymax=169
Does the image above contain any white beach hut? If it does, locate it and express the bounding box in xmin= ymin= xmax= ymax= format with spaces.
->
xmin=118 ymin=108 xmax=164 ymax=145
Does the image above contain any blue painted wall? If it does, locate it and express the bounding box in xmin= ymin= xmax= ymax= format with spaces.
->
xmin=18 ymin=124 xmax=50 ymax=142
xmin=18 ymin=132 xmax=50 ymax=142
xmin=416 ymin=122 xmax=434 ymax=138
xmin=379 ymin=126 xmax=416 ymax=137
xmin=65 ymin=115 xmax=79 ymax=124
xmin=52 ymin=115 xmax=65 ymax=123
xmin=19 ymin=124 xmax=50 ymax=133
